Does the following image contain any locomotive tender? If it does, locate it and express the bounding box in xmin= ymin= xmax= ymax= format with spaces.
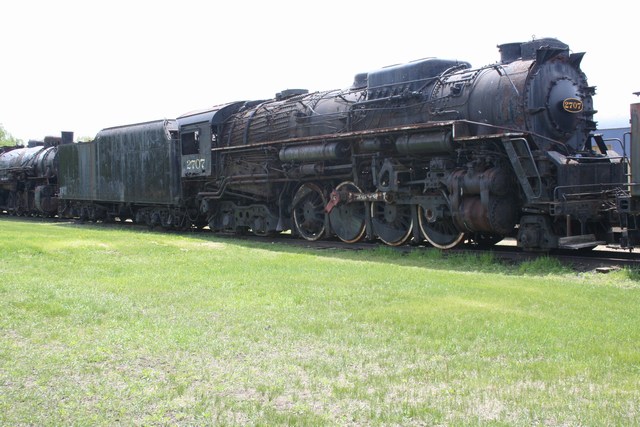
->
xmin=3 ymin=37 xmax=640 ymax=251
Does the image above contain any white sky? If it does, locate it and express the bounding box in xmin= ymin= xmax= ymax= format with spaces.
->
xmin=1 ymin=0 xmax=638 ymax=141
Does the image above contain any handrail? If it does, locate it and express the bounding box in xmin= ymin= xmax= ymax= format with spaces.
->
xmin=505 ymin=137 xmax=543 ymax=200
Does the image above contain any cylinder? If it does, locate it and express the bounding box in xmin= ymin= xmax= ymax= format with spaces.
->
xmin=279 ymin=141 xmax=349 ymax=162
xmin=360 ymin=138 xmax=388 ymax=152
xmin=448 ymin=167 xmax=513 ymax=196
xmin=35 ymin=185 xmax=58 ymax=214
xmin=454 ymin=196 xmax=517 ymax=235
xmin=395 ymin=131 xmax=452 ymax=155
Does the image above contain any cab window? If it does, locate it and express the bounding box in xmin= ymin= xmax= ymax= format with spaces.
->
xmin=181 ymin=131 xmax=199 ymax=155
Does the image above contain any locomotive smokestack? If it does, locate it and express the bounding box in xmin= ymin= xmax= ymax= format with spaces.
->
xmin=498 ymin=42 xmax=522 ymax=64
xmin=498 ymin=38 xmax=570 ymax=64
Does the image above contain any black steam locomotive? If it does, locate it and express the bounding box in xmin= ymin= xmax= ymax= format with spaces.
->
xmin=0 ymin=136 xmax=64 ymax=217
xmin=2 ymin=38 xmax=639 ymax=251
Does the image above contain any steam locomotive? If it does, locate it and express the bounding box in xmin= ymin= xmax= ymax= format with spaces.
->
xmin=2 ymin=37 xmax=639 ymax=251
xmin=0 ymin=136 xmax=63 ymax=217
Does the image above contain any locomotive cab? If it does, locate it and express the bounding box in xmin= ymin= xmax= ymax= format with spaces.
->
xmin=178 ymin=111 xmax=215 ymax=178
xmin=177 ymin=101 xmax=248 ymax=178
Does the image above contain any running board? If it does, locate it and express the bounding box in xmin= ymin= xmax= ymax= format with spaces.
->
xmin=558 ymin=234 xmax=605 ymax=250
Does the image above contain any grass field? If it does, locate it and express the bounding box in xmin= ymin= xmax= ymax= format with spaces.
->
xmin=1 ymin=218 xmax=639 ymax=425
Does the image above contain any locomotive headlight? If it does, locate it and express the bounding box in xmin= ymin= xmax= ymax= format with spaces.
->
xmin=547 ymin=78 xmax=583 ymax=135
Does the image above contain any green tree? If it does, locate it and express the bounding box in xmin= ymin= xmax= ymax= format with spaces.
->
xmin=0 ymin=124 xmax=23 ymax=147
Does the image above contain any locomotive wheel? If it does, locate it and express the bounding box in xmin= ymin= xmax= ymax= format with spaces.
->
xmin=417 ymin=206 xmax=465 ymax=249
xmin=371 ymin=202 xmax=413 ymax=246
xmin=292 ymin=183 xmax=327 ymax=241
xmin=328 ymin=181 xmax=366 ymax=243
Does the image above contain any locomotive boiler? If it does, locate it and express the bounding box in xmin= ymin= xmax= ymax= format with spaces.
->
xmin=50 ymin=37 xmax=639 ymax=251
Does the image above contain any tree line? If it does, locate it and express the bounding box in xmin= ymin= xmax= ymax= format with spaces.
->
xmin=0 ymin=124 xmax=22 ymax=147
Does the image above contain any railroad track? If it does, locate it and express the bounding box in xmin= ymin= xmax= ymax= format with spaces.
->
xmin=211 ymin=231 xmax=640 ymax=272
xmin=3 ymin=215 xmax=639 ymax=272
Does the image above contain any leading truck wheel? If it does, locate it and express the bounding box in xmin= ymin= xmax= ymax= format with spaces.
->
xmin=292 ymin=183 xmax=327 ymax=241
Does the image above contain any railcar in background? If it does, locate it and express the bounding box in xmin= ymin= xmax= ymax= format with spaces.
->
xmin=0 ymin=135 xmax=68 ymax=216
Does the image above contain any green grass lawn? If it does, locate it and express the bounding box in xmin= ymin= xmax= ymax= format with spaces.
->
xmin=1 ymin=218 xmax=639 ymax=425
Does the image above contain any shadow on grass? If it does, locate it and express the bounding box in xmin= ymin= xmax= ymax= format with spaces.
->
xmin=38 ymin=218 xmax=640 ymax=279
xmin=183 ymin=232 xmax=592 ymax=278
